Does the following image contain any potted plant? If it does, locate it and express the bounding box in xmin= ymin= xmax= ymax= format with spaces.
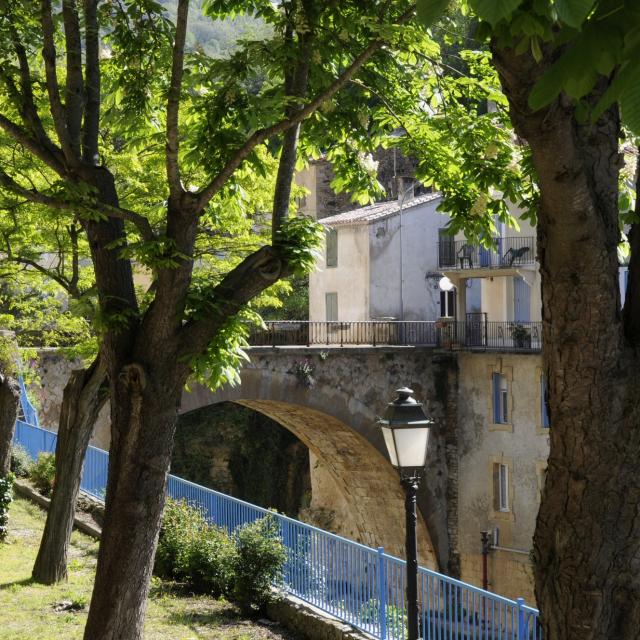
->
xmin=510 ymin=323 xmax=531 ymax=349
xmin=437 ymin=319 xmax=456 ymax=348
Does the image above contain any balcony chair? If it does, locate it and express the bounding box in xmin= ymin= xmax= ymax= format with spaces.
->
xmin=457 ymin=244 xmax=474 ymax=269
xmin=502 ymin=246 xmax=530 ymax=267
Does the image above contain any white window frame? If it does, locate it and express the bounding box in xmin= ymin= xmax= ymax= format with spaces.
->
xmin=440 ymin=289 xmax=456 ymax=318
xmin=498 ymin=463 xmax=509 ymax=512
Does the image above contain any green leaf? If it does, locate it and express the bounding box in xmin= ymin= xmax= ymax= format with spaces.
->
xmin=555 ymin=0 xmax=596 ymax=28
xmin=469 ymin=0 xmax=525 ymax=26
xmin=416 ymin=0 xmax=450 ymax=27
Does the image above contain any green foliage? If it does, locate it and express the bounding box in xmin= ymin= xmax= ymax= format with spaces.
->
xmin=156 ymin=500 xmax=286 ymax=611
xmin=155 ymin=499 xmax=236 ymax=597
xmin=0 ymin=472 xmax=15 ymax=542
xmin=0 ymin=333 xmax=19 ymax=377
xmin=10 ymin=443 xmax=31 ymax=478
xmin=233 ymin=516 xmax=286 ymax=614
xmin=30 ymin=452 xmax=55 ymax=497
xmin=274 ymin=216 xmax=324 ymax=276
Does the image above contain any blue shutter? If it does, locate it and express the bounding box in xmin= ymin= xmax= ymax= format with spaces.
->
xmin=492 ymin=373 xmax=501 ymax=423
xmin=541 ymin=375 xmax=550 ymax=428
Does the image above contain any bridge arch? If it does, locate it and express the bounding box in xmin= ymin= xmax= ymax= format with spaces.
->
xmin=181 ymin=364 xmax=438 ymax=568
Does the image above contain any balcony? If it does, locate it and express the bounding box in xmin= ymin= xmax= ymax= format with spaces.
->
xmin=249 ymin=320 xmax=542 ymax=352
xmin=438 ymin=236 xmax=536 ymax=274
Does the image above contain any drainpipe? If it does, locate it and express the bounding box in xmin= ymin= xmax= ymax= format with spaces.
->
xmin=481 ymin=530 xmax=491 ymax=591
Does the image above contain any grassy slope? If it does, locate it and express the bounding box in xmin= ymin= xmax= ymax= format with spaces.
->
xmin=0 ymin=498 xmax=295 ymax=640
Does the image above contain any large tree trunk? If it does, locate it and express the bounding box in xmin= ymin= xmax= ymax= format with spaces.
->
xmin=493 ymin=47 xmax=640 ymax=638
xmin=82 ymin=362 xmax=185 ymax=640
xmin=32 ymin=357 xmax=107 ymax=584
xmin=0 ymin=372 xmax=20 ymax=476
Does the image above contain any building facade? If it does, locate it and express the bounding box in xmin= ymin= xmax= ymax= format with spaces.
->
xmin=307 ymin=187 xmax=552 ymax=600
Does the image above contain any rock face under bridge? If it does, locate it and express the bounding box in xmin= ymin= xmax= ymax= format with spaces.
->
xmin=181 ymin=346 xmax=460 ymax=574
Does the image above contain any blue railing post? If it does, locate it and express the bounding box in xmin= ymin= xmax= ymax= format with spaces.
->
xmin=377 ymin=547 xmax=387 ymax=640
xmin=517 ymin=597 xmax=526 ymax=639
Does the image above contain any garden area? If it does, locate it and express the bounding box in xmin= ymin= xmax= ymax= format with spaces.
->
xmin=0 ymin=496 xmax=298 ymax=640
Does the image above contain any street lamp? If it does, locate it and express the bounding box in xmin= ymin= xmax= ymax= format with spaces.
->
xmin=378 ymin=387 xmax=433 ymax=640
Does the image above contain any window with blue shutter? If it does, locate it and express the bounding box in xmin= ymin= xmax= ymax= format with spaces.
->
xmin=492 ymin=373 xmax=508 ymax=424
xmin=541 ymin=375 xmax=550 ymax=428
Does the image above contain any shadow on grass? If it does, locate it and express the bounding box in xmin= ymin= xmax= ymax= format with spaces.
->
xmin=0 ymin=576 xmax=36 ymax=591
xmin=166 ymin=609 xmax=230 ymax=629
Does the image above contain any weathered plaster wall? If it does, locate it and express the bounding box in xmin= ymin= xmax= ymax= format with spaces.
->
xmin=182 ymin=346 xmax=460 ymax=572
xmin=368 ymin=199 xmax=448 ymax=321
xmin=456 ymin=352 xmax=549 ymax=601
xmin=29 ymin=348 xmax=110 ymax=450
xmin=309 ymin=225 xmax=370 ymax=322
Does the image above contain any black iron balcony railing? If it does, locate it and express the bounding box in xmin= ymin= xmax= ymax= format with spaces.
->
xmin=438 ymin=236 xmax=536 ymax=270
xmin=249 ymin=320 xmax=542 ymax=352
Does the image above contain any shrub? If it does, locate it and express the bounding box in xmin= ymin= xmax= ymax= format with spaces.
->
xmin=30 ymin=452 xmax=56 ymax=497
xmin=10 ymin=443 xmax=31 ymax=478
xmin=0 ymin=472 xmax=15 ymax=542
xmin=187 ymin=529 xmax=237 ymax=596
xmin=155 ymin=499 xmax=236 ymax=597
xmin=233 ymin=516 xmax=286 ymax=614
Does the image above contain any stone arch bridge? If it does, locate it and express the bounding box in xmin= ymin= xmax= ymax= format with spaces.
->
xmin=180 ymin=346 xmax=459 ymax=574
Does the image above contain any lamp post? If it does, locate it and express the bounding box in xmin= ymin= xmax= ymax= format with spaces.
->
xmin=378 ymin=387 xmax=433 ymax=640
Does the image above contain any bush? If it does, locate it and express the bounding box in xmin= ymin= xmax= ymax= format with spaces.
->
xmin=155 ymin=499 xmax=236 ymax=598
xmin=10 ymin=443 xmax=31 ymax=478
xmin=30 ymin=452 xmax=55 ymax=497
xmin=233 ymin=516 xmax=286 ymax=614
xmin=0 ymin=472 xmax=15 ymax=542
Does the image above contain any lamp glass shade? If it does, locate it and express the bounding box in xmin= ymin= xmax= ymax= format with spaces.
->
xmin=381 ymin=426 xmax=399 ymax=467
xmin=391 ymin=426 xmax=430 ymax=469
xmin=378 ymin=387 xmax=433 ymax=472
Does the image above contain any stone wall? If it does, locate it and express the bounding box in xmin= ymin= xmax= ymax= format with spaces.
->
xmin=173 ymin=402 xmax=311 ymax=517
xmin=28 ymin=348 xmax=110 ymax=450
xmin=456 ymin=352 xmax=548 ymax=601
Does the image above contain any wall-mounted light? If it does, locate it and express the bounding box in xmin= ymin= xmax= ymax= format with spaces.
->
xmin=439 ymin=276 xmax=454 ymax=292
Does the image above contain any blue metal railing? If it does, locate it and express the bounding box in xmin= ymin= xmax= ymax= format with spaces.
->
xmin=13 ymin=418 xmax=542 ymax=639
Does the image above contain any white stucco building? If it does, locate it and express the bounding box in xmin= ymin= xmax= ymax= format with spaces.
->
xmin=309 ymin=192 xmax=449 ymax=323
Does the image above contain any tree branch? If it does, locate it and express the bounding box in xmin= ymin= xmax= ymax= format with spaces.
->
xmin=0 ymin=114 xmax=66 ymax=175
xmin=179 ymin=245 xmax=291 ymax=358
xmin=62 ymin=0 xmax=85 ymax=155
xmin=40 ymin=0 xmax=78 ymax=167
xmin=195 ymin=5 xmax=416 ymax=213
xmin=82 ymin=0 xmax=100 ymax=163
xmin=165 ymin=0 xmax=189 ymax=202
xmin=271 ymin=2 xmax=314 ymax=237
xmin=0 ymin=167 xmax=155 ymax=242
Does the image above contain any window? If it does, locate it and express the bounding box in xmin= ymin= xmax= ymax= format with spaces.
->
xmin=492 ymin=373 xmax=508 ymax=424
xmin=326 ymin=292 xmax=338 ymax=322
xmin=438 ymin=228 xmax=455 ymax=267
xmin=540 ymin=375 xmax=550 ymax=428
xmin=440 ymin=289 xmax=456 ymax=318
xmin=493 ymin=463 xmax=510 ymax=512
xmin=326 ymin=228 xmax=338 ymax=267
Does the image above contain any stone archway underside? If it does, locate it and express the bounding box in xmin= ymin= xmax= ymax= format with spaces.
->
xmin=233 ymin=398 xmax=436 ymax=568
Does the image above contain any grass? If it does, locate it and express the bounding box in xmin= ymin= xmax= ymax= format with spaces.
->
xmin=0 ymin=497 xmax=297 ymax=640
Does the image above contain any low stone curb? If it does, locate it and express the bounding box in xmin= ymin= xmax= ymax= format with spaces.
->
xmin=267 ymin=593 xmax=371 ymax=640
xmin=13 ymin=480 xmax=102 ymax=540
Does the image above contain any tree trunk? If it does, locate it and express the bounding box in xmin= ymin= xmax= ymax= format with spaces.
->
xmin=493 ymin=46 xmax=640 ymax=638
xmin=32 ymin=357 xmax=107 ymax=584
xmin=82 ymin=362 xmax=184 ymax=640
xmin=0 ymin=372 xmax=20 ymax=476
